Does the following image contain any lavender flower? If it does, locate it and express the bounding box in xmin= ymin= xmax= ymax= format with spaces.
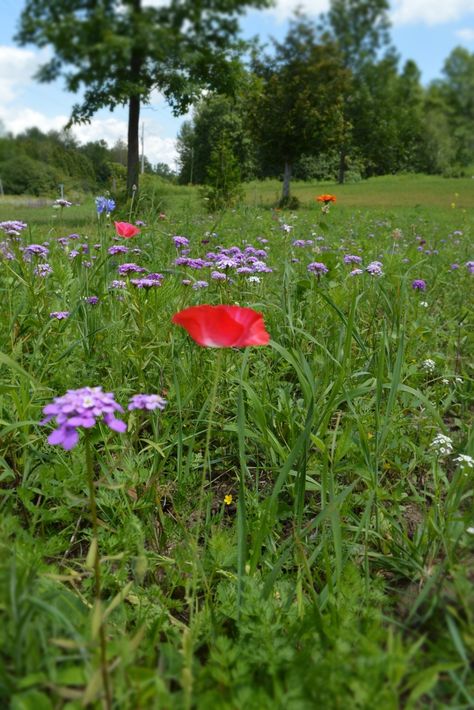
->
xmin=23 ymin=244 xmax=49 ymax=261
xmin=211 ymin=271 xmax=227 ymax=281
xmin=108 ymin=245 xmax=129 ymax=255
xmin=109 ymin=280 xmax=127 ymax=289
xmin=128 ymin=394 xmax=167 ymax=411
xmin=192 ymin=280 xmax=208 ymax=289
xmin=54 ymin=199 xmax=72 ymax=208
xmin=173 ymin=236 xmax=190 ymax=248
xmin=307 ymin=262 xmax=329 ymax=275
xmin=118 ymin=263 xmax=147 ymax=275
xmin=366 ymin=261 xmax=383 ymax=276
xmin=412 ymin=279 xmax=426 ymax=291
xmin=350 ymin=268 xmax=364 ymax=276
xmin=130 ymin=278 xmax=162 ymax=288
xmin=466 ymin=261 xmax=474 ymax=274
xmin=84 ymin=296 xmax=99 ymax=305
xmin=0 ymin=220 xmax=27 ymax=237
xmin=50 ymin=311 xmax=70 ymax=320
xmin=344 ymin=254 xmax=362 ymax=265
xmin=41 ymin=386 xmax=126 ymax=450
xmin=34 ymin=263 xmax=53 ymax=277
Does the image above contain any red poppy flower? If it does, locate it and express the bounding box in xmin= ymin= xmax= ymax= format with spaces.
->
xmin=172 ymin=305 xmax=270 ymax=348
xmin=316 ymin=194 xmax=336 ymax=204
xmin=114 ymin=221 xmax=141 ymax=238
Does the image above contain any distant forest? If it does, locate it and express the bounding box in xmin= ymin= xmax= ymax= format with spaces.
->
xmin=1 ymin=14 xmax=473 ymax=196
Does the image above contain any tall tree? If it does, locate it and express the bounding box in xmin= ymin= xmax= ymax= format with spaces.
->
xmin=15 ymin=0 xmax=271 ymax=195
xmin=249 ymin=16 xmax=349 ymax=204
xmin=322 ymin=0 xmax=393 ymax=182
xmin=435 ymin=47 xmax=474 ymax=166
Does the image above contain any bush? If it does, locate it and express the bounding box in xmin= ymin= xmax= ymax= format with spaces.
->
xmin=0 ymin=155 xmax=59 ymax=195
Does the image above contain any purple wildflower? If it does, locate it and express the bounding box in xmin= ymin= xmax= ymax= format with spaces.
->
xmin=128 ymin=394 xmax=167 ymax=411
xmin=108 ymin=245 xmax=129 ymax=255
xmin=211 ymin=271 xmax=227 ymax=281
xmin=411 ymin=279 xmax=426 ymax=291
xmin=192 ymin=280 xmax=208 ymax=289
xmin=41 ymin=386 xmax=126 ymax=450
xmin=0 ymin=220 xmax=27 ymax=237
xmin=451 ymin=263 xmax=459 ymax=270
xmin=84 ymin=296 xmax=99 ymax=305
xmin=130 ymin=278 xmax=162 ymax=288
xmin=34 ymin=263 xmax=53 ymax=277
xmin=366 ymin=261 xmax=383 ymax=276
xmin=54 ymin=199 xmax=72 ymax=208
xmin=23 ymin=244 xmax=49 ymax=261
xmin=307 ymin=262 xmax=329 ymax=275
xmin=350 ymin=268 xmax=364 ymax=276
xmin=110 ymin=280 xmax=127 ymax=289
xmin=344 ymin=254 xmax=362 ymax=265
xmin=466 ymin=261 xmax=474 ymax=274
xmin=50 ymin=311 xmax=70 ymax=320
xmin=118 ymin=263 xmax=147 ymax=275
xmin=173 ymin=236 xmax=190 ymax=248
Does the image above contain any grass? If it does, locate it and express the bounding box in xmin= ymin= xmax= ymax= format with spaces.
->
xmin=0 ymin=174 xmax=473 ymax=708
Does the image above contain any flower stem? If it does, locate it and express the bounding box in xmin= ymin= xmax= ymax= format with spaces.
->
xmin=85 ymin=433 xmax=112 ymax=710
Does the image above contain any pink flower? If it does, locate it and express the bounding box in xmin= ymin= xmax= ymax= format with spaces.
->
xmin=114 ymin=222 xmax=141 ymax=238
xmin=172 ymin=305 xmax=270 ymax=348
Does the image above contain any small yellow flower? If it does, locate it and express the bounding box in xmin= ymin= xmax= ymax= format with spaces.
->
xmin=367 ymin=432 xmax=374 ymax=440
xmin=224 ymin=494 xmax=233 ymax=506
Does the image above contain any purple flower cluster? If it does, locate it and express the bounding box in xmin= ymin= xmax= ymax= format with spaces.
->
xmin=22 ymin=244 xmax=49 ymax=262
xmin=466 ymin=261 xmax=474 ymax=274
xmin=411 ymin=279 xmax=426 ymax=291
xmin=118 ymin=263 xmax=147 ymax=275
xmin=108 ymin=245 xmax=129 ymax=255
xmin=128 ymin=394 xmax=167 ymax=411
xmin=173 ymin=236 xmax=190 ymax=248
xmin=130 ymin=273 xmax=164 ymax=288
xmin=34 ymin=263 xmax=53 ymax=277
xmin=41 ymin=386 xmax=126 ymax=450
xmin=0 ymin=220 xmax=27 ymax=237
xmin=292 ymin=240 xmax=313 ymax=248
xmin=307 ymin=262 xmax=329 ymax=275
xmin=50 ymin=311 xmax=70 ymax=320
xmin=84 ymin=296 xmax=99 ymax=305
xmin=54 ymin=199 xmax=72 ymax=208
xmin=366 ymin=261 xmax=383 ymax=276
xmin=207 ymin=245 xmax=272 ymax=275
xmin=343 ymin=254 xmax=362 ymax=265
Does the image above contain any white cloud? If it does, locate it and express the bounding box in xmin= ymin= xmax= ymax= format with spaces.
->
xmin=0 ymin=106 xmax=178 ymax=167
xmin=0 ymin=45 xmax=49 ymax=103
xmin=455 ymin=26 xmax=474 ymax=40
xmin=391 ymin=0 xmax=474 ymax=26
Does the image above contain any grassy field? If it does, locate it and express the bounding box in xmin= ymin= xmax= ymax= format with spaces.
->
xmin=0 ymin=176 xmax=473 ymax=708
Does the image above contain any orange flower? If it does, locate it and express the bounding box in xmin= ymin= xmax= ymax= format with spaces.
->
xmin=316 ymin=194 xmax=336 ymax=204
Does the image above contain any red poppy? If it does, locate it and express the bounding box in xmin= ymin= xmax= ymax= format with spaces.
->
xmin=316 ymin=194 xmax=336 ymax=204
xmin=114 ymin=221 xmax=141 ymax=238
xmin=172 ymin=305 xmax=270 ymax=348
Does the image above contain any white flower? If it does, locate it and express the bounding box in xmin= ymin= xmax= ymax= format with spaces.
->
xmin=247 ymin=276 xmax=261 ymax=283
xmin=430 ymin=433 xmax=453 ymax=456
xmin=441 ymin=378 xmax=450 ymax=385
xmin=455 ymin=454 xmax=474 ymax=469
xmin=420 ymin=301 xmax=428 ymax=308
xmin=421 ymin=358 xmax=436 ymax=373
xmin=467 ymin=527 xmax=474 ymax=535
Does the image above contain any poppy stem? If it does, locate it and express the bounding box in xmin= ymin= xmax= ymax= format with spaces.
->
xmin=85 ymin=433 xmax=113 ymax=710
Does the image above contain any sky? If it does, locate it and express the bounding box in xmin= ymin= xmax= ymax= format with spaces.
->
xmin=1 ymin=0 xmax=474 ymax=169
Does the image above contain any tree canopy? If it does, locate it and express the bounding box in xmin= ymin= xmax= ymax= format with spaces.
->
xmin=16 ymin=0 xmax=272 ymax=194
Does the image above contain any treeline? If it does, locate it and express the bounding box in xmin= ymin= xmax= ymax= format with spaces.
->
xmin=176 ymin=11 xmax=474 ymax=201
xmin=0 ymin=127 xmax=175 ymax=196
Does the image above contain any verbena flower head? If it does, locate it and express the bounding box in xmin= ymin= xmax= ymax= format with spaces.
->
xmin=0 ymin=220 xmax=27 ymax=237
xmin=307 ymin=262 xmax=329 ymax=275
xmin=118 ymin=263 xmax=147 ymax=275
xmin=22 ymin=244 xmax=49 ymax=261
xmin=50 ymin=311 xmax=70 ymax=320
xmin=344 ymin=254 xmax=362 ymax=264
xmin=128 ymin=394 xmax=167 ymax=411
xmin=173 ymin=236 xmax=190 ymax=248
xmin=54 ymin=199 xmax=72 ymax=208
xmin=41 ymin=386 xmax=126 ymax=450
xmin=430 ymin=433 xmax=453 ymax=456
xmin=466 ymin=261 xmax=474 ymax=274
xmin=108 ymin=245 xmax=129 ymax=255
xmin=366 ymin=261 xmax=383 ymax=276
xmin=84 ymin=296 xmax=99 ymax=305
xmin=34 ymin=263 xmax=53 ymax=277
xmin=96 ymin=196 xmax=116 ymax=215
xmin=412 ymin=279 xmax=426 ymax=291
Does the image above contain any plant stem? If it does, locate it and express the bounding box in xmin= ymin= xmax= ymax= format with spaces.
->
xmin=85 ymin=433 xmax=113 ymax=710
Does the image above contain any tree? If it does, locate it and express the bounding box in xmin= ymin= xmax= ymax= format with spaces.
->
xmin=249 ymin=16 xmax=349 ymax=204
xmin=435 ymin=47 xmax=474 ymax=166
xmin=322 ymin=0 xmax=393 ymax=182
xmin=16 ymin=0 xmax=271 ymax=196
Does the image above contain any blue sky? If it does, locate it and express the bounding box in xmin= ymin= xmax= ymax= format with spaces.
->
xmin=1 ymin=0 xmax=474 ymax=167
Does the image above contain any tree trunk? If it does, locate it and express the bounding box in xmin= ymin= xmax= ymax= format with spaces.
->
xmin=126 ymin=0 xmax=142 ymax=197
xmin=127 ymin=93 xmax=140 ymax=196
xmin=338 ymin=147 xmax=346 ymax=184
xmin=281 ymin=160 xmax=292 ymax=204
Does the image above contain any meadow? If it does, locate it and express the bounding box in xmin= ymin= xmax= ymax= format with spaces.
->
xmin=0 ymin=175 xmax=473 ymax=709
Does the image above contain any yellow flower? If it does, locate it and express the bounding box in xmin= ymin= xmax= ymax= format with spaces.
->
xmin=224 ymin=494 xmax=233 ymax=506
xmin=367 ymin=432 xmax=374 ymax=440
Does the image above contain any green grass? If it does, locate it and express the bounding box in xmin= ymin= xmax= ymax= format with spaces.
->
xmin=0 ymin=177 xmax=473 ymax=708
